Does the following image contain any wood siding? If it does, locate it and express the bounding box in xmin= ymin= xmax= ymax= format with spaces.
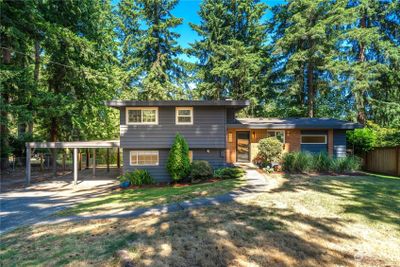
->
xmin=333 ymin=130 xmax=347 ymax=157
xmin=120 ymin=106 xmax=227 ymax=149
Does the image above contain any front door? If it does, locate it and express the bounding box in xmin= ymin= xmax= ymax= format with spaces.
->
xmin=236 ymin=131 xmax=250 ymax=162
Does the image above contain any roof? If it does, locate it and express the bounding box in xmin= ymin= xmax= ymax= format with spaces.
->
xmin=228 ymin=118 xmax=362 ymax=130
xmin=27 ymin=140 xmax=120 ymax=149
xmin=106 ymin=100 xmax=250 ymax=108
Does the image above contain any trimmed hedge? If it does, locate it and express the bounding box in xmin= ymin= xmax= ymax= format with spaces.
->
xmin=282 ymin=152 xmax=361 ymax=173
xmin=190 ymin=160 xmax=213 ymax=181
xmin=214 ymin=167 xmax=245 ymax=179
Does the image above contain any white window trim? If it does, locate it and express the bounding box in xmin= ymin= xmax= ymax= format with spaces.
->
xmin=267 ymin=130 xmax=286 ymax=144
xmin=301 ymin=134 xmax=327 ymax=144
xmin=126 ymin=107 xmax=158 ymax=125
xmin=129 ymin=150 xmax=159 ymax=166
xmin=175 ymin=107 xmax=193 ymax=125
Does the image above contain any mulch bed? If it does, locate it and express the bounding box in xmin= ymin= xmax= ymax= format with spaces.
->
xmin=115 ymin=177 xmax=223 ymax=191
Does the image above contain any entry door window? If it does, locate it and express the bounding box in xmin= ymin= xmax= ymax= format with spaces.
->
xmin=236 ymin=131 xmax=250 ymax=162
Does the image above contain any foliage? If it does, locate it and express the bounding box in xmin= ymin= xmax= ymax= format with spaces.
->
xmin=214 ymin=167 xmax=245 ymax=179
xmin=118 ymin=169 xmax=154 ymax=186
xmin=254 ymin=137 xmax=283 ymax=167
xmin=166 ymin=133 xmax=191 ymax=181
xmin=347 ymin=128 xmax=377 ymax=154
xmin=282 ymin=152 xmax=361 ymax=173
xmin=282 ymin=152 xmax=313 ymax=173
xmin=331 ymin=156 xmax=362 ymax=174
xmin=190 ymin=160 xmax=213 ymax=181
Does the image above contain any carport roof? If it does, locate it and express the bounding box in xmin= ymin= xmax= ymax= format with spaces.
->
xmin=26 ymin=140 xmax=120 ymax=149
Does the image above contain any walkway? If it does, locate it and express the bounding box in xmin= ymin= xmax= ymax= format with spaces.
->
xmin=33 ymin=165 xmax=271 ymax=228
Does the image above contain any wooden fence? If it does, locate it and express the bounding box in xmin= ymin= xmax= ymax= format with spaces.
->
xmin=364 ymin=146 xmax=400 ymax=177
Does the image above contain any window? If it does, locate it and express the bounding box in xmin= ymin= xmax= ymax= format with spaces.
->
xmin=176 ymin=107 xmax=193 ymax=124
xmin=301 ymin=135 xmax=327 ymax=144
xmin=126 ymin=107 xmax=158 ymax=125
xmin=130 ymin=151 xmax=159 ymax=166
xmin=267 ymin=130 xmax=285 ymax=143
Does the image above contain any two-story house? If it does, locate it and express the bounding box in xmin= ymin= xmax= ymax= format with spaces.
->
xmin=106 ymin=100 xmax=361 ymax=182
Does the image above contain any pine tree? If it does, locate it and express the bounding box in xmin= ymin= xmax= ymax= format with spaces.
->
xmin=117 ymin=0 xmax=185 ymax=100
xmin=190 ymin=0 xmax=267 ymax=105
xmin=269 ymin=0 xmax=345 ymax=118
xmin=335 ymin=0 xmax=400 ymax=124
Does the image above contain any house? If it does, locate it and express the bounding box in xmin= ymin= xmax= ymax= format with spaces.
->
xmin=106 ymin=100 xmax=362 ymax=182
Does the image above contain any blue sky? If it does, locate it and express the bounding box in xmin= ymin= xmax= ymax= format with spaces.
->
xmin=113 ymin=0 xmax=285 ymax=53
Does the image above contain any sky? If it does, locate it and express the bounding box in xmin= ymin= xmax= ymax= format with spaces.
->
xmin=113 ymin=0 xmax=286 ymax=57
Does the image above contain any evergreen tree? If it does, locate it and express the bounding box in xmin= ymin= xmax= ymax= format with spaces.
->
xmin=268 ymin=0 xmax=345 ymax=118
xmin=190 ymin=0 xmax=267 ymax=107
xmin=166 ymin=133 xmax=190 ymax=181
xmin=117 ymin=0 xmax=185 ymax=100
xmin=335 ymin=0 xmax=400 ymax=125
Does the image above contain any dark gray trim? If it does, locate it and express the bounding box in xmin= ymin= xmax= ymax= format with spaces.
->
xmin=228 ymin=118 xmax=362 ymax=130
xmin=107 ymin=100 xmax=249 ymax=108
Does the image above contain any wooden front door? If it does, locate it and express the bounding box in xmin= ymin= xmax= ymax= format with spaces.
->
xmin=236 ymin=131 xmax=250 ymax=162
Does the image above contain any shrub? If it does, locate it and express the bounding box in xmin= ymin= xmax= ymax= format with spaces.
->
xmin=282 ymin=152 xmax=313 ymax=173
xmin=347 ymin=128 xmax=377 ymax=155
xmin=167 ymin=133 xmax=191 ymax=181
xmin=312 ymin=153 xmax=332 ymax=172
xmin=214 ymin=167 xmax=245 ymax=179
xmin=190 ymin=160 xmax=213 ymax=181
xmin=332 ymin=156 xmax=361 ymax=173
xmin=254 ymin=137 xmax=283 ymax=167
xmin=118 ymin=169 xmax=154 ymax=186
xmin=283 ymin=152 xmax=361 ymax=173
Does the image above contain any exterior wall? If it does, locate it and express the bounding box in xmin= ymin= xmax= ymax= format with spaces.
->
xmin=328 ymin=129 xmax=334 ymax=156
xmin=123 ymin=148 xmax=226 ymax=183
xmin=333 ymin=130 xmax=347 ymax=157
xmin=300 ymin=130 xmax=328 ymax=154
xmin=120 ymin=106 xmax=227 ymax=149
xmin=226 ymin=128 xmax=299 ymax=163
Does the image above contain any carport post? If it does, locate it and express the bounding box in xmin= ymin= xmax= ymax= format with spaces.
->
xmin=92 ymin=148 xmax=96 ymax=176
xmin=73 ymin=148 xmax=78 ymax=185
xmin=117 ymin=148 xmax=120 ymax=169
xmin=26 ymin=146 xmax=31 ymax=185
xmin=86 ymin=149 xmax=90 ymax=169
xmin=106 ymin=148 xmax=110 ymax=172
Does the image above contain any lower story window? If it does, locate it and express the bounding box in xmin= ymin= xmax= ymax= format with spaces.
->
xmin=267 ymin=130 xmax=285 ymax=143
xmin=130 ymin=150 xmax=159 ymax=166
xmin=301 ymin=135 xmax=327 ymax=144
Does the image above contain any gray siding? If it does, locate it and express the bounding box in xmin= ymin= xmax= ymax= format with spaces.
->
xmin=123 ymin=148 xmax=226 ymax=183
xmin=300 ymin=130 xmax=328 ymax=154
xmin=333 ymin=130 xmax=347 ymax=158
xmin=120 ymin=106 xmax=226 ymax=149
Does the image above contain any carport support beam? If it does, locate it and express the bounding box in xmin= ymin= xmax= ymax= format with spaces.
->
xmin=92 ymin=149 xmax=96 ymax=176
xmin=106 ymin=148 xmax=110 ymax=172
xmin=73 ymin=148 xmax=78 ymax=185
xmin=26 ymin=147 xmax=31 ymax=185
xmin=117 ymin=148 xmax=120 ymax=169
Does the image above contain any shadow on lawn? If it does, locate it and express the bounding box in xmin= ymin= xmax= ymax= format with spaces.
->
xmin=0 ymin=200 xmax=356 ymax=266
xmin=272 ymin=173 xmax=400 ymax=229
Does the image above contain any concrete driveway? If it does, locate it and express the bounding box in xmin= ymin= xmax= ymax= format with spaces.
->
xmin=0 ymin=169 xmax=119 ymax=234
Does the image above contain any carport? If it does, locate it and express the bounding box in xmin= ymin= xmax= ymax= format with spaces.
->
xmin=25 ymin=141 xmax=120 ymax=185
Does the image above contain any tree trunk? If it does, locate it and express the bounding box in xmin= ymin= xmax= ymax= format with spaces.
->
xmin=34 ymin=38 xmax=40 ymax=82
xmin=307 ymin=62 xmax=315 ymax=118
xmin=355 ymin=14 xmax=367 ymax=125
xmin=0 ymin=45 xmax=11 ymax=169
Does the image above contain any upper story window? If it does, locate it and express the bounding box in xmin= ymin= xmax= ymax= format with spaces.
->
xmin=126 ymin=107 xmax=158 ymax=125
xmin=301 ymin=135 xmax=327 ymax=144
xmin=267 ymin=130 xmax=285 ymax=143
xmin=176 ymin=107 xmax=193 ymax=125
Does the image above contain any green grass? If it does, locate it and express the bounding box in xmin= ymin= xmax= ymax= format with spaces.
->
xmin=57 ymin=177 xmax=245 ymax=216
xmin=1 ymin=173 xmax=399 ymax=266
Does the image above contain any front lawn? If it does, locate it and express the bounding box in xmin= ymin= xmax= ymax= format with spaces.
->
xmin=1 ymin=173 xmax=399 ymax=266
xmin=57 ymin=177 xmax=245 ymax=216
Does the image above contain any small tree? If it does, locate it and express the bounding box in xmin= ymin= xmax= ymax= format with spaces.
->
xmin=255 ymin=137 xmax=283 ymax=166
xmin=167 ymin=133 xmax=191 ymax=181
